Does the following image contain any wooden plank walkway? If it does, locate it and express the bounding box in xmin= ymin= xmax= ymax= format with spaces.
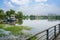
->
xmin=54 ymin=34 xmax=60 ymax=40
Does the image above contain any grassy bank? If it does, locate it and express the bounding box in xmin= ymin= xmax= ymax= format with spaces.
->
xmin=0 ymin=24 xmax=31 ymax=37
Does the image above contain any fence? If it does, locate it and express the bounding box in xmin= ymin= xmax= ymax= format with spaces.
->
xmin=26 ymin=24 xmax=60 ymax=40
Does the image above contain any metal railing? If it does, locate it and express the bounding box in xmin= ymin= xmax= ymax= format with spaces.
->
xmin=26 ymin=24 xmax=60 ymax=40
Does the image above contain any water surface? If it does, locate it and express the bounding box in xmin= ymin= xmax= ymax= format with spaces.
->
xmin=22 ymin=19 xmax=60 ymax=35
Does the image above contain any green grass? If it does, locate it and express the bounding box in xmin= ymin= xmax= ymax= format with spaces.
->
xmin=30 ymin=36 xmax=36 ymax=40
xmin=0 ymin=24 xmax=32 ymax=36
xmin=0 ymin=24 xmax=6 ymax=29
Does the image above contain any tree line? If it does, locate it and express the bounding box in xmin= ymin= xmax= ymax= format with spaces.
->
xmin=0 ymin=9 xmax=23 ymax=24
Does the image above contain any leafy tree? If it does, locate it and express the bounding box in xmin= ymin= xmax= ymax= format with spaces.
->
xmin=0 ymin=9 xmax=6 ymax=20
xmin=6 ymin=9 xmax=15 ymax=16
xmin=16 ymin=12 xmax=23 ymax=19
xmin=6 ymin=11 xmax=10 ymax=16
xmin=0 ymin=9 xmax=24 ymax=24
xmin=16 ymin=11 xmax=23 ymax=24
xmin=30 ymin=15 xmax=36 ymax=20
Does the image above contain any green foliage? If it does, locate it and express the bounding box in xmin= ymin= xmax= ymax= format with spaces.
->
xmin=17 ymin=12 xmax=23 ymax=19
xmin=4 ymin=25 xmax=31 ymax=34
xmin=30 ymin=15 xmax=36 ymax=20
xmin=16 ymin=11 xmax=23 ymax=24
xmin=6 ymin=11 xmax=10 ymax=16
xmin=56 ymin=16 xmax=60 ymax=20
xmin=4 ymin=26 xmax=23 ymax=36
xmin=17 ymin=19 xmax=23 ymax=24
xmin=0 ymin=9 xmax=24 ymax=24
xmin=0 ymin=24 xmax=31 ymax=36
xmin=0 ymin=29 xmax=7 ymax=37
xmin=23 ymin=26 xmax=32 ymax=30
xmin=5 ymin=26 xmax=22 ymax=32
xmin=9 ymin=9 xmax=15 ymax=14
xmin=0 ymin=9 xmax=6 ymax=19
xmin=0 ymin=24 xmax=5 ymax=29
xmin=16 ymin=11 xmax=23 ymax=20
xmin=0 ymin=33 xmax=6 ymax=37
xmin=6 ymin=9 xmax=15 ymax=16
xmin=30 ymin=36 xmax=36 ymax=40
xmin=23 ymin=15 xmax=29 ymax=20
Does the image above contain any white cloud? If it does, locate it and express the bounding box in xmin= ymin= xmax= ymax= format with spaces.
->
xmin=4 ymin=0 xmax=60 ymax=15
xmin=4 ymin=1 xmax=14 ymax=8
xmin=19 ymin=3 xmax=60 ymax=15
xmin=10 ymin=0 xmax=30 ymax=5
xmin=35 ymin=0 xmax=47 ymax=2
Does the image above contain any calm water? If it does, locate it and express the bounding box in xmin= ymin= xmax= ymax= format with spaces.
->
xmin=21 ymin=19 xmax=60 ymax=35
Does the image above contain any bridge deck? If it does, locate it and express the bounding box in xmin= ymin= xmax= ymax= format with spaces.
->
xmin=54 ymin=34 xmax=60 ymax=40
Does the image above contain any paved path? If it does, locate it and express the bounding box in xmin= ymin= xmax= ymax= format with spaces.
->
xmin=54 ymin=34 xmax=60 ymax=40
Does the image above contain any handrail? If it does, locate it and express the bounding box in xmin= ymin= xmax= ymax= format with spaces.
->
xmin=26 ymin=24 xmax=60 ymax=40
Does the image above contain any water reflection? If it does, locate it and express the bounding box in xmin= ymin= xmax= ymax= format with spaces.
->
xmin=21 ymin=19 xmax=60 ymax=35
xmin=20 ymin=16 xmax=60 ymax=35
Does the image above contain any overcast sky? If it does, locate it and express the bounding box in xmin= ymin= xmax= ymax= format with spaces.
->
xmin=0 ymin=0 xmax=60 ymax=15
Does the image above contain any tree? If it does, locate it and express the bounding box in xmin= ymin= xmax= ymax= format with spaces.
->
xmin=6 ymin=9 xmax=15 ymax=16
xmin=0 ymin=9 xmax=6 ymax=20
xmin=6 ymin=11 xmax=10 ymax=16
xmin=30 ymin=15 xmax=36 ymax=20
xmin=10 ymin=9 xmax=15 ymax=15
xmin=16 ymin=11 xmax=23 ymax=24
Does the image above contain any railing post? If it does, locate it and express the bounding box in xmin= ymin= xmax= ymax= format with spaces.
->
xmin=54 ymin=26 xmax=56 ymax=38
xmin=59 ymin=24 xmax=60 ymax=33
xmin=46 ymin=30 xmax=49 ymax=40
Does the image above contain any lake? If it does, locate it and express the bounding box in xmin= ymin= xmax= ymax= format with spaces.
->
xmin=21 ymin=19 xmax=60 ymax=35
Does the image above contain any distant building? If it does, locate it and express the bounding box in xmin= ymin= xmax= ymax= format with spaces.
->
xmin=3 ymin=14 xmax=17 ymax=24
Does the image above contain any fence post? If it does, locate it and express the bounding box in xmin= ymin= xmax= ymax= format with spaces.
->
xmin=54 ymin=26 xmax=56 ymax=38
xmin=46 ymin=30 xmax=49 ymax=40
xmin=59 ymin=24 xmax=60 ymax=33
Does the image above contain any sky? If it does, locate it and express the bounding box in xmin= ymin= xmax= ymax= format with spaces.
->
xmin=0 ymin=0 xmax=60 ymax=15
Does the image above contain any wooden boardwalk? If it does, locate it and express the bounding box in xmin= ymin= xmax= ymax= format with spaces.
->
xmin=54 ymin=34 xmax=60 ymax=40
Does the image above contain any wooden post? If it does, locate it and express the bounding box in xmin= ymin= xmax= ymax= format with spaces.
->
xmin=46 ymin=30 xmax=49 ymax=40
xmin=59 ymin=24 xmax=60 ymax=33
xmin=54 ymin=26 xmax=56 ymax=38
